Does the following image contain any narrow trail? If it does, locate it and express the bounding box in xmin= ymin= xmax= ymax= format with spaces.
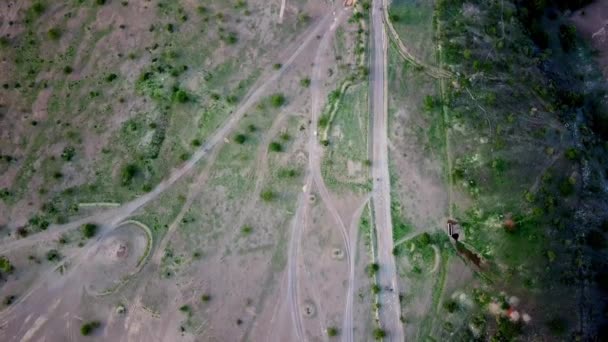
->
xmin=369 ymin=1 xmax=405 ymax=340
xmin=381 ymin=0 xmax=453 ymax=79
xmin=284 ymin=7 xmax=350 ymax=340
xmin=0 ymin=12 xmax=335 ymax=255
xmin=342 ymin=196 xmax=370 ymax=342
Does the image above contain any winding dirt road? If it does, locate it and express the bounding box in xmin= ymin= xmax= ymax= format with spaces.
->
xmin=370 ymin=1 xmax=404 ymax=340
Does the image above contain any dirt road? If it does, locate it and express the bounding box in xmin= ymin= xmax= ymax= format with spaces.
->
xmin=369 ymin=1 xmax=405 ymax=340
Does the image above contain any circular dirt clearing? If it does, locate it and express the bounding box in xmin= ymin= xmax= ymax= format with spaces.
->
xmin=83 ymin=223 xmax=149 ymax=295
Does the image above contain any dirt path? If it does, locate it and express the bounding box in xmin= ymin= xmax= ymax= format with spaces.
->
xmin=342 ymin=196 xmax=370 ymax=342
xmin=381 ymin=0 xmax=452 ymax=79
xmin=0 ymin=12 xmax=335 ymax=255
xmin=279 ymin=0 xmax=286 ymax=23
xmin=369 ymin=1 xmax=405 ymax=340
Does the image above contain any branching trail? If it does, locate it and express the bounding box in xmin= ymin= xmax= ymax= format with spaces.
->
xmin=0 ymin=12 xmax=335 ymax=255
xmin=342 ymin=196 xmax=370 ymax=342
xmin=370 ymin=1 xmax=405 ymax=340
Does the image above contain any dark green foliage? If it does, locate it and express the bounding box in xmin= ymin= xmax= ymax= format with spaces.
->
xmin=558 ymin=24 xmax=577 ymax=52
xmin=373 ymin=328 xmax=386 ymax=339
xmin=63 ymin=66 xmax=73 ymax=74
xmin=371 ymin=284 xmax=380 ymax=294
xmin=3 ymin=295 xmax=16 ymax=306
xmin=273 ymin=63 xmax=282 ymax=69
xmin=546 ymin=316 xmax=567 ymax=335
xmin=586 ymin=229 xmax=606 ymax=250
xmin=327 ymin=326 xmax=339 ymax=337
xmin=191 ymin=139 xmax=201 ymax=147
xmin=418 ymin=232 xmax=431 ymax=246
xmin=494 ymin=317 xmax=522 ymax=340
xmin=105 ymin=73 xmax=118 ymax=82
xmin=201 ymin=294 xmax=211 ymax=302
xmin=48 ymin=28 xmax=61 ymax=40
xmin=179 ymin=305 xmax=190 ymax=313
xmin=82 ymin=223 xmax=97 ymax=238
xmin=32 ymin=2 xmax=45 ymax=15
xmin=367 ymin=263 xmax=380 ymax=276
xmin=80 ymin=321 xmax=101 ymax=336
xmin=443 ymin=300 xmax=459 ymax=313
xmin=269 ymin=141 xmax=282 ymax=152
xmin=0 ymin=256 xmax=14 ymax=274
xmin=61 ymin=146 xmax=75 ymax=161
xmin=46 ymin=249 xmax=61 ymax=262
xmin=234 ymin=134 xmax=247 ymax=144
xmin=241 ymin=225 xmax=253 ymax=235
xmin=120 ymin=163 xmax=139 ymax=186
xmin=173 ymin=89 xmax=189 ymax=103
xmin=225 ymin=32 xmax=238 ymax=44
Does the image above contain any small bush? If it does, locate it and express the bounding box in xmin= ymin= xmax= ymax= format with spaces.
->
xmin=234 ymin=134 xmax=247 ymax=144
xmin=418 ymin=232 xmax=431 ymax=246
xmin=105 ymin=73 xmax=118 ymax=82
xmin=48 ymin=28 xmax=61 ymax=40
xmin=0 ymin=256 xmax=14 ymax=274
xmin=3 ymin=295 xmax=16 ymax=306
xmin=280 ymin=132 xmax=291 ymax=141
xmin=225 ymin=32 xmax=238 ymax=44
xmin=80 ymin=321 xmax=101 ymax=336
xmin=191 ymin=139 xmax=202 ymax=147
xmin=32 ymin=2 xmax=45 ymax=15
xmin=318 ymin=114 xmax=330 ymax=128
xmin=586 ymin=229 xmax=607 ymax=250
xmin=367 ymin=263 xmax=380 ymax=276
xmin=373 ymin=328 xmax=386 ymax=339
xmin=61 ymin=146 xmax=75 ymax=161
xmin=371 ymin=284 xmax=380 ymax=294
xmin=173 ymin=89 xmax=189 ymax=103
xmin=121 ymin=163 xmax=139 ymax=185
xmin=278 ymin=168 xmax=299 ymax=178
xmin=179 ymin=305 xmax=190 ymax=313
xmin=269 ymin=141 xmax=282 ymax=152
xmin=82 ymin=223 xmax=98 ymax=238
xmin=247 ymin=124 xmax=257 ymax=132
xmin=269 ymin=93 xmax=286 ymax=107
xmin=327 ymin=326 xmax=339 ymax=337
xmin=273 ymin=63 xmax=282 ymax=69
xmin=201 ymin=294 xmax=211 ymax=302
xmin=63 ymin=66 xmax=73 ymax=74
xmin=46 ymin=249 xmax=61 ymax=262
xmin=300 ymin=77 xmax=311 ymax=87
xmin=444 ymin=300 xmax=459 ymax=313
xmin=260 ymin=190 xmax=275 ymax=202
xmin=241 ymin=225 xmax=253 ymax=235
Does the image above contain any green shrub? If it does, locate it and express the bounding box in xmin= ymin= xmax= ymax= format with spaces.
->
xmin=273 ymin=63 xmax=282 ymax=69
xmin=63 ymin=66 xmax=73 ymax=74
xmin=82 ymin=223 xmax=98 ymax=238
xmin=234 ymin=134 xmax=247 ymax=144
xmin=241 ymin=225 xmax=253 ymax=235
xmin=0 ymin=256 xmax=14 ymax=274
xmin=191 ymin=139 xmax=202 ymax=147
xmin=201 ymin=294 xmax=211 ymax=302
xmin=269 ymin=141 xmax=282 ymax=152
xmin=269 ymin=93 xmax=286 ymax=107
xmin=367 ymin=263 xmax=380 ymax=276
xmin=121 ymin=163 xmax=139 ymax=185
xmin=327 ymin=326 xmax=339 ymax=337
xmin=371 ymin=284 xmax=380 ymax=294
xmin=373 ymin=328 xmax=386 ymax=340
xmin=179 ymin=305 xmax=190 ymax=313
xmin=318 ymin=114 xmax=330 ymax=128
xmin=300 ymin=77 xmax=311 ymax=87
xmin=444 ymin=300 xmax=459 ymax=313
xmin=46 ymin=249 xmax=61 ymax=262
xmin=105 ymin=73 xmax=118 ymax=82
xmin=173 ymin=89 xmax=189 ymax=103
xmin=80 ymin=321 xmax=101 ymax=336
xmin=61 ymin=146 xmax=75 ymax=161
xmin=278 ymin=168 xmax=299 ymax=178
xmin=32 ymin=2 xmax=45 ymax=15
xmin=260 ymin=190 xmax=275 ymax=202
xmin=48 ymin=28 xmax=61 ymax=40
xmin=418 ymin=232 xmax=431 ymax=246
